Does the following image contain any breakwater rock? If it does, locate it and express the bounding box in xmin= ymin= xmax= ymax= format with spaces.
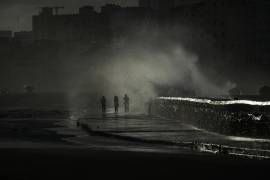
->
xmin=153 ymin=97 xmax=270 ymax=139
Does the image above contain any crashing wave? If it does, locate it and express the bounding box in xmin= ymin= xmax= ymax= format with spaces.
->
xmin=158 ymin=97 xmax=270 ymax=106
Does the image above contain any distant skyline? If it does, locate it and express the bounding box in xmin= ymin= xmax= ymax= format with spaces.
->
xmin=0 ymin=0 xmax=138 ymax=31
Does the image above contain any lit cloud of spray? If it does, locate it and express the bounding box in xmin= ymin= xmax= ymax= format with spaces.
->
xmin=67 ymin=25 xmax=235 ymax=112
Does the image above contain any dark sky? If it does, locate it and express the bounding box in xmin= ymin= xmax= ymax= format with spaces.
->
xmin=0 ymin=0 xmax=138 ymax=31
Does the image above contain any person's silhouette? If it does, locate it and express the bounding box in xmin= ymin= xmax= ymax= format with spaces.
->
xmin=148 ymin=98 xmax=153 ymax=116
xmin=114 ymin=96 xmax=119 ymax=113
xmin=100 ymin=96 xmax=106 ymax=114
xmin=124 ymin=94 xmax=130 ymax=113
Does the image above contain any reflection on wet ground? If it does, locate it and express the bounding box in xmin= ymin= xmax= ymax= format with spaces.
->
xmin=80 ymin=113 xmax=270 ymax=159
xmin=0 ymin=110 xmax=201 ymax=155
xmin=1 ymin=109 xmax=270 ymax=158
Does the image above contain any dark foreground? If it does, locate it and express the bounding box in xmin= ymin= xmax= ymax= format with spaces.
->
xmin=0 ymin=105 xmax=269 ymax=179
xmin=0 ymin=148 xmax=269 ymax=180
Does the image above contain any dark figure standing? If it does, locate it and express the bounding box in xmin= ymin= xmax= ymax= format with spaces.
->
xmin=100 ymin=96 xmax=106 ymax=114
xmin=148 ymin=98 xmax=153 ymax=116
xmin=124 ymin=94 xmax=130 ymax=113
xmin=114 ymin=96 xmax=119 ymax=113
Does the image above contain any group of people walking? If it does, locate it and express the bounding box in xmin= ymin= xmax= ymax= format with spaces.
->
xmin=100 ymin=94 xmax=130 ymax=114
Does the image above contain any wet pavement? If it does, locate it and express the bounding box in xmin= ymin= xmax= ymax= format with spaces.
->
xmin=1 ymin=109 xmax=270 ymax=158
xmin=79 ymin=112 xmax=270 ymax=158
xmin=0 ymin=109 xmax=202 ymax=155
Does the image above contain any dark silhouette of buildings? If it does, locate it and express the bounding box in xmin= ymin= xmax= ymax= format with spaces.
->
xmin=0 ymin=31 xmax=12 ymax=55
xmin=14 ymin=31 xmax=33 ymax=46
xmin=32 ymin=6 xmax=105 ymax=42
xmin=0 ymin=31 xmax=12 ymax=43
xmin=0 ymin=30 xmax=33 ymax=46
xmin=30 ymin=0 xmax=270 ymax=66
xmin=1 ymin=0 xmax=270 ymax=94
xmin=1 ymin=0 xmax=270 ymax=68
xmin=32 ymin=4 xmax=156 ymax=42
xmin=139 ymin=0 xmax=175 ymax=10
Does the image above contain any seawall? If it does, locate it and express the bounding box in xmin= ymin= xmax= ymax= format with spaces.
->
xmin=153 ymin=97 xmax=270 ymax=139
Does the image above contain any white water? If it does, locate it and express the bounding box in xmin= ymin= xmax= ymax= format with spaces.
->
xmin=158 ymin=97 xmax=270 ymax=106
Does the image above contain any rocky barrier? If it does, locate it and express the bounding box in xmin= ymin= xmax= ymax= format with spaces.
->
xmin=153 ymin=97 xmax=270 ymax=139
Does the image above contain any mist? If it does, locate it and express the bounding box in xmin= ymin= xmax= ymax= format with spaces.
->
xmin=67 ymin=24 xmax=235 ymax=112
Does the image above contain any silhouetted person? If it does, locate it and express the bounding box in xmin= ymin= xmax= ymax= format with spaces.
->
xmin=100 ymin=96 xmax=106 ymax=114
xmin=114 ymin=96 xmax=119 ymax=113
xmin=148 ymin=98 xmax=153 ymax=116
xmin=124 ymin=94 xmax=130 ymax=113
